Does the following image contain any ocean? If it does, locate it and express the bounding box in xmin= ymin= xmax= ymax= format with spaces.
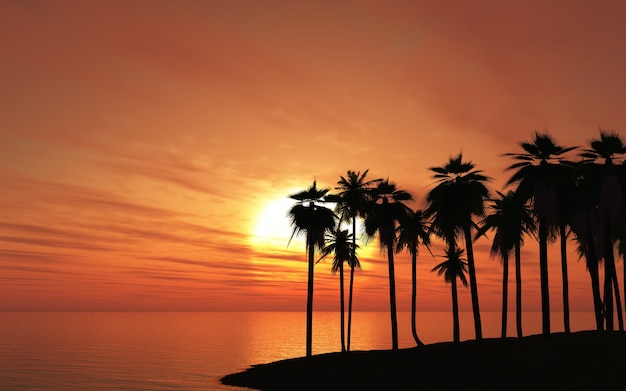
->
xmin=0 ymin=311 xmax=597 ymax=390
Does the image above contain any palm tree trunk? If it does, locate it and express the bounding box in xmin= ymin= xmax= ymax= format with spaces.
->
xmin=514 ymin=243 xmax=523 ymax=338
xmin=611 ymin=271 xmax=624 ymax=330
xmin=339 ymin=262 xmax=346 ymax=352
xmin=306 ymin=240 xmax=315 ymax=357
xmin=560 ymin=225 xmax=570 ymax=333
xmin=463 ymin=225 xmax=483 ymax=340
xmin=347 ymin=217 xmax=356 ymax=352
xmin=501 ymin=252 xmax=509 ymax=338
xmin=604 ymin=223 xmax=615 ymax=331
xmin=411 ymin=251 xmax=424 ymax=346
xmin=452 ymin=277 xmax=460 ymax=343
xmin=387 ymin=244 xmax=399 ymax=350
xmin=347 ymin=265 xmax=355 ymax=352
xmin=538 ymin=219 xmax=551 ymax=336
xmin=585 ymin=228 xmax=604 ymax=330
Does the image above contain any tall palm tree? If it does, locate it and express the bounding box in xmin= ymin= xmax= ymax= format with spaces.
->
xmin=396 ymin=208 xmax=431 ymax=346
xmin=571 ymin=160 xmax=604 ymax=330
xmin=317 ymin=229 xmax=359 ymax=353
xmin=332 ymin=169 xmax=381 ymax=351
xmin=288 ymin=181 xmax=337 ymax=357
xmin=581 ymin=129 xmax=626 ymax=330
xmin=432 ymin=245 xmax=468 ymax=343
xmin=475 ymin=190 xmax=536 ymax=338
xmin=504 ymin=131 xmax=577 ymax=336
xmin=425 ymin=153 xmax=490 ymax=341
xmin=553 ymin=161 xmax=578 ymax=334
xmin=364 ymin=179 xmax=413 ymax=350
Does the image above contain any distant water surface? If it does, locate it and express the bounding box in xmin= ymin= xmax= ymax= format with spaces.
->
xmin=0 ymin=311 xmax=596 ymax=390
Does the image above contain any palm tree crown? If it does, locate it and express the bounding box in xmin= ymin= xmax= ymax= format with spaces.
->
xmin=476 ymin=190 xmax=536 ymax=259
xmin=426 ymin=153 xmax=490 ymax=241
xmin=365 ymin=179 xmax=413 ymax=248
xmin=318 ymin=229 xmax=360 ymax=273
xmin=288 ymin=181 xmax=336 ymax=250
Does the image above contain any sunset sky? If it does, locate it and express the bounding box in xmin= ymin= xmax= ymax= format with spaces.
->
xmin=2 ymin=0 xmax=626 ymax=314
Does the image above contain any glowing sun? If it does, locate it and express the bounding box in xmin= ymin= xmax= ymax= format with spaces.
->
xmin=252 ymin=197 xmax=299 ymax=250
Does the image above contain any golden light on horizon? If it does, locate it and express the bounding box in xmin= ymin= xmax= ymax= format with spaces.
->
xmin=2 ymin=0 xmax=624 ymax=313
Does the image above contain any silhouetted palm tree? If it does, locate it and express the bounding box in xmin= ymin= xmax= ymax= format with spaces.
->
xmin=476 ymin=190 xmax=535 ymax=338
xmin=332 ymin=169 xmax=381 ymax=351
xmin=504 ymin=131 xmax=577 ymax=336
xmin=571 ymin=160 xmax=604 ymax=330
xmin=288 ymin=181 xmax=337 ymax=357
xmin=432 ymin=246 xmax=468 ymax=343
xmin=396 ymin=208 xmax=431 ymax=346
xmin=554 ymin=162 xmax=578 ymax=334
xmin=317 ymin=228 xmax=359 ymax=353
xmin=364 ymin=179 xmax=412 ymax=350
xmin=425 ymin=153 xmax=490 ymax=340
xmin=581 ymin=129 xmax=626 ymax=330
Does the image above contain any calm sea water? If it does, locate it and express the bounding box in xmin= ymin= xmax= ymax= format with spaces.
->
xmin=0 ymin=311 xmax=596 ymax=390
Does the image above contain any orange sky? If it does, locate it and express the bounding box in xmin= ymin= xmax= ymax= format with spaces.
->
xmin=1 ymin=0 xmax=626 ymax=313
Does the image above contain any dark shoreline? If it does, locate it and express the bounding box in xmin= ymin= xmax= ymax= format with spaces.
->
xmin=221 ymin=330 xmax=626 ymax=390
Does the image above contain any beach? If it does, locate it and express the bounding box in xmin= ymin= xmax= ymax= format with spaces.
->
xmin=222 ymin=330 xmax=626 ymax=390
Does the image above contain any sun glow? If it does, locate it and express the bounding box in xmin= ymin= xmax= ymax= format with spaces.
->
xmin=251 ymin=197 xmax=379 ymax=263
xmin=252 ymin=197 xmax=299 ymax=250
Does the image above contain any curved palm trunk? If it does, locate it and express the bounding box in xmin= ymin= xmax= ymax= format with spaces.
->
xmin=387 ymin=244 xmax=399 ymax=350
xmin=538 ymin=218 xmax=551 ymax=336
xmin=560 ymin=225 xmax=570 ymax=333
xmin=583 ymin=222 xmax=604 ymax=330
xmin=604 ymin=227 xmax=624 ymax=331
xmin=306 ymin=239 xmax=315 ymax=358
xmin=514 ymin=243 xmax=523 ymax=338
xmin=463 ymin=225 xmax=483 ymax=340
xmin=339 ymin=262 xmax=346 ymax=352
xmin=451 ymin=276 xmax=460 ymax=343
xmin=411 ymin=251 xmax=425 ymax=346
xmin=501 ymin=251 xmax=509 ymax=338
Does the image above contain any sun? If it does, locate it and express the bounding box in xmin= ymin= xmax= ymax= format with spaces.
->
xmin=252 ymin=197 xmax=300 ymax=250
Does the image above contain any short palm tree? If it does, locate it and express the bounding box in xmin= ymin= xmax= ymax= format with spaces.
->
xmin=476 ymin=190 xmax=536 ymax=338
xmin=425 ymin=153 xmax=490 ymax=340
xmin=317 ymin=228 xmax=359 ymax=353
xmin=504 ymin=131 xmax=577 ymax=336
xmin=396 ymin=208 xmax=431 ymax=346
xmin=364 ymin=179 xmax=413 ymax=350
xmin=332 ymin=169 xmax=381 ymax=351
xmin=432 ymin=245 xmax=468 ymax=343
xmin=288 ymin=181 xmax=337 ymax=357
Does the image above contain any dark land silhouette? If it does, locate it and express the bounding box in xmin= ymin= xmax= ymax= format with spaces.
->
xmin=221 ymin=330 xmax=626 ymax=390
